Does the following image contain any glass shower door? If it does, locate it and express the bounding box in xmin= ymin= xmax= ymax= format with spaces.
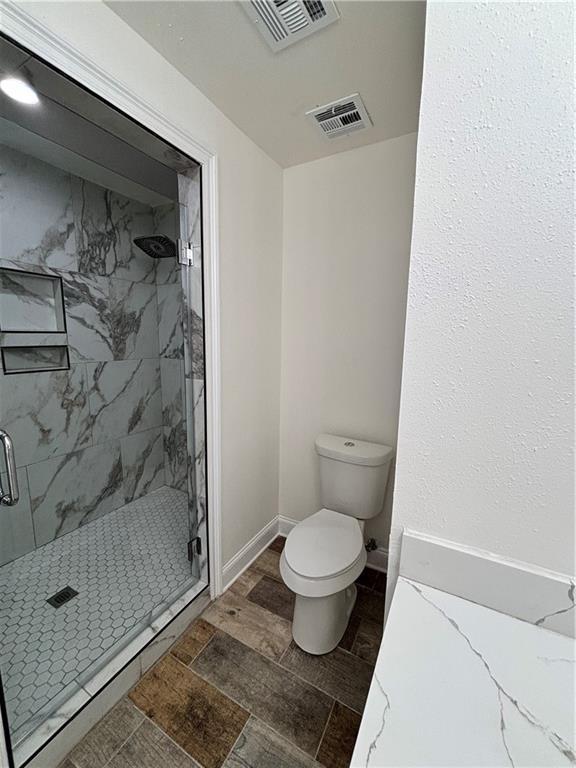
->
xmin=0 ymin=131 xmax=204 ymax=765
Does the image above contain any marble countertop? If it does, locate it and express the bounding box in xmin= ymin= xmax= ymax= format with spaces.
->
xmin=351 ymin=576 xmax=575 ymax=767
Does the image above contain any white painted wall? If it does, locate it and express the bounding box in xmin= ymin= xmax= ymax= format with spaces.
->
xmin=388 ymin=1 xmax=575 ymax=596
xmin=279 ymin=135 xmax=418 ymax=547
xmin=14 ymin=2 xmax=284 ymax=567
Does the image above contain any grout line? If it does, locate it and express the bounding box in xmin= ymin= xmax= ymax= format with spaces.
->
xmin=169 ymin=620 xmax=216 ymax=667
xmin=347 ymin=627 xmax=361 ymax=657
xmin=99 ymin=716 xmax=146 ymax=768
xmin=314 ymin=699 xmax=335 ymax=763
xmin=185 ymin=614 xmax=369 ymax=717
xmin=252 ymin=714 xmax=324 ymax=765
xmin=129 ymin=709 xmax=211 ymax=768
xmin=198 ymin=579 xmax=377 ymax=690
xmin=278 ymin=641 xmax=291 ymax=665
xmin=168 ymin=650 xmax=330 ymax=760
xmin=274 ymin=652 xmax=368 ymax=716
xmin=109 ymin=572 xmax=375 ymax=766
xmin=218 ymin=713 xmax=250 ymax=766
xmin=336 ymin=638 xmax=377 ymax=667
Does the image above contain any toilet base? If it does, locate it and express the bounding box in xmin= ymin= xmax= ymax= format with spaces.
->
xmin=292 ymin=583 xmax=357 ymax=655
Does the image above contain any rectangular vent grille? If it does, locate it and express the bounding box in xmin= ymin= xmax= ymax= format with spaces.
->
xmin=306 ymin=93 xmax=372 ymax=139
xmin=242 ymin=0 xmax=339 ymax=52
xmin=47 ymin=586 xmax=78 ymax=608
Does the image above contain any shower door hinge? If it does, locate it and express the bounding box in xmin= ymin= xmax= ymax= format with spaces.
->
xmin=187 ymin=536 xmax=202 ymax=561
xmin=178 ymin=239 xmax=200 ymax=267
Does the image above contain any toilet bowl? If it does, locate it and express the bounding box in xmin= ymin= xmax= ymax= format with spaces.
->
xmin=281 ymin=434 xmax=393 ymax=655
xmin=280 ymin=508 xmax=367 ymax=654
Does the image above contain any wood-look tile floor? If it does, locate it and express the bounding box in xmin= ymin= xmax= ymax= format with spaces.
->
xmin=61 ymin=538 xmax=386 ymax=768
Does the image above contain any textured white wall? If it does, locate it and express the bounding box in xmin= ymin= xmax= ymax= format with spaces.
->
xmin=389 ymin=1 xmax=575 ymax=595
xmin=17 ymin=2 xmax=284 ymax=566
xmin=279 ymin=136 xmax=417 ymax=546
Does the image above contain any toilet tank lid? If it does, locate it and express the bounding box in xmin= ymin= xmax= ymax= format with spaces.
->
xmin=315 ymin=434 xmax=394 ymax=467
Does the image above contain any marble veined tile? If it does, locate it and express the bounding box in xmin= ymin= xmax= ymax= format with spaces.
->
xmin=108 ymin=279 xmax=159 ymax=360
xmin=121 ymin=427 xmax=164 ymax=502
xmin=0 ymin=145 xmax=77 ymax=271
xmin=181 ymin=267 xmax=204 ymax=378
xmin=61 ymin=271 xmax=110 ymax=362
xmin=0 ymin=466 xmax=35 ymax=566
xmin=153 ymin=204 xmax=179 ymax=285
xmin=63 ymin=273 xmax=159 ymax=363
xmin=161 ymin=359 xmax=188 ymax=496
xmin=157 ymin=283 xmax=183 ymax=359
xmin=2 ymin=345 xmax=68 ymax=374
xmin=87 ymin=359 xmax=162 ymax=445
xmin=0 ymin=267 xmax=63 ymax=332
xmin=191 ymin=377 xmax=206 ymax=502
xmin=160 ymin=359 xmax=184 ymax=428
xmin=178 ymin=170 xmax=201 ymax=247
xmin=188 ymin=307 xmax=204 ymax=379
xmin=72 ymin=178 xmax=156 ymax=283
xmin=0 ymin=365 xmax=91 ymax=467
xmin=28 ymin=440 xmax=124 ymax=546
xmin=164 ymin=423 xmax=187 ymax=491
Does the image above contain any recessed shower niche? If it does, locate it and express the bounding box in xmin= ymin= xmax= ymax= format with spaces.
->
xmin=0 ymin=266 xmax=69 ymax=373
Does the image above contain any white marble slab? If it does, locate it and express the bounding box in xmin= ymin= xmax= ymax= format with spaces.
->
xmin=400 ymin=529 xmax=576 ymax=638
xmin=351 ymin=577 xmax=576 ymax=767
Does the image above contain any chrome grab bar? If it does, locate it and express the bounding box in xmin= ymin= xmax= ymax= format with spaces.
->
xmin=0 ymin=429 xmax=19 ymax=506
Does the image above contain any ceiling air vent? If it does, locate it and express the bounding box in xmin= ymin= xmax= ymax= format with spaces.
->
xmin=241 ymin=0 xmax=339 ymax=52
xmin=306 ymin=93 xmax=372 ymax=139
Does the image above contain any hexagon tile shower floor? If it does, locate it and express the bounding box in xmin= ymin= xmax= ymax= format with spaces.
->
xmin=0 ymin=486 xmax=191 ymax=745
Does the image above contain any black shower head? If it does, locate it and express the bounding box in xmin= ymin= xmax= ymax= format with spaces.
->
xmin=133 ymin=235 xmax=176 ymax=259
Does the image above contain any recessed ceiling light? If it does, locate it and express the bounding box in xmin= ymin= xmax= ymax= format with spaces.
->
xmin=0 ymin=77 xmax=39 ymax=105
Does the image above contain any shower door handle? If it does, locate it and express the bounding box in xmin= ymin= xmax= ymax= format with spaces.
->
xmin=0 ymin=429 xmax=19 ymax=506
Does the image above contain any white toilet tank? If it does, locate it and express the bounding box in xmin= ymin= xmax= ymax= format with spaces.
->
xmin=315 ymin=434 xmax=394 ymax=520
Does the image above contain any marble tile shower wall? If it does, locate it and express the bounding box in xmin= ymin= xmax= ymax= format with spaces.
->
xmin=0 ymin=145 xmax=193 ymax=567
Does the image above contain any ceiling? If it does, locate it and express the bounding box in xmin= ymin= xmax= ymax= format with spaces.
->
xmin=108 ymin=0 xmax=426 ymax=168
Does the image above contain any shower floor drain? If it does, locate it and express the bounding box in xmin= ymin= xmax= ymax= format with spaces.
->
xmin=46 ymin=586 xmax=78 ymax=608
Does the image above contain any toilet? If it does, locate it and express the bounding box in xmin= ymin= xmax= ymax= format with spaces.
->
xmin=280 ymin=434 xmax=394 ymax=655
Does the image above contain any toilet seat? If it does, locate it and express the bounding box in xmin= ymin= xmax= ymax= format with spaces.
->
xmin=285 ymin=508 xmax=364 ymax=579
xmin=281 ymin=509 xmax=367 ymax=598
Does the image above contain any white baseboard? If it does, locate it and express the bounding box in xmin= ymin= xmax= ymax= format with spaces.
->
xmin=278 ymin=514 xmax=297 ymax=536
xmin=221 ymin=516 xmax=279 ymax=592
xmin=400 ymin=529 xmax=575 ymax=638
xmin=367 ymin=547 xmax=388 ymax=572
xmin=277 ymin=514 xmax=388 ymax=572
